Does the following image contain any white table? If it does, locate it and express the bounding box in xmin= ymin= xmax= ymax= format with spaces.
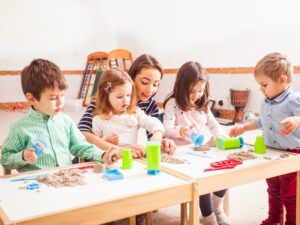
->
xmin=159 ymin=145 xmax=300 ymax=225
xmin=0 ymin=161 xmax=197 ymax=225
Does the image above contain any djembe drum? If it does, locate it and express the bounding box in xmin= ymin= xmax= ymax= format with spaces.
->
xmin=230 ymin=89 xmax=250 ymax=122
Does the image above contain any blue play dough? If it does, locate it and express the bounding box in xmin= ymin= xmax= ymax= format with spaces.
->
xmin=26 ymin=182 xmax=40 ymax=190
xmin=103 ymin=169 xmax=123 ymax=181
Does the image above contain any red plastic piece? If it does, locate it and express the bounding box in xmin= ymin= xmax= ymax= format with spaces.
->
xmin=204 ymin=159 xmax=242 ymax=172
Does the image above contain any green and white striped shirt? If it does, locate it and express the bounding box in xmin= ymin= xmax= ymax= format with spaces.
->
xmin=0 ymin=107 xmax=104 ymax=172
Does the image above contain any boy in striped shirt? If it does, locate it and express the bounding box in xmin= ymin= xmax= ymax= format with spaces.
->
xmin=0 ymin=59 xmax=116 ymax=173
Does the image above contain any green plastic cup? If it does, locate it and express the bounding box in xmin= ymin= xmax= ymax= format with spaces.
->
xmin=146 ymin=141 xmax=161 ymax=175
xmin=254 ymin=135 xmax=266 ymax=154
xmin=122 ymin=148 xmax=133 ymax=169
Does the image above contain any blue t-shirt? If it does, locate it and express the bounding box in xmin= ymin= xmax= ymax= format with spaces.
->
xmin=255 ymin=87 xmax=300 ymax=149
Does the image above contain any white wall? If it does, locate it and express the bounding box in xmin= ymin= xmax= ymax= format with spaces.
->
xmin=1 ymin=0 xmax=300 ymax=112
xmin=0 ymin=0 xmax=117 ymax=70
xmin=115 ymin=0 xmax=300 ymax=67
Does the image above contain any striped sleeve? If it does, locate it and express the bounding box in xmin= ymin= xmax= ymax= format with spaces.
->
xmin=0 ymin=124 xmax=27 ymax=170
xmin=78 ymin=100 xmax=96 ymax=133
xmin=138 ymin=98 xmax=159 ymax=118
xmin=138 ymin=98 xmax=160 ymax=139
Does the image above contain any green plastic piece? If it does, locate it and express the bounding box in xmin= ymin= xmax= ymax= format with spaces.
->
xmin=254 ymin=135 xmax=266 ymax=154
xmin=122 ymin=148 xmax=133 ymax=169
xmin=146 ymin=141 xmax=161 ymax=174
xmin=216 ymin=136 xmax=244 ymax=150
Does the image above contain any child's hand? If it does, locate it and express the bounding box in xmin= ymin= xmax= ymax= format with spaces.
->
xmin=179 ymin=127 xmax=189 ymax=138
xmin=104 ymin=133 xmax=119 ymax=145
xmin=179 ymin=124 xmax=195 ymax=138
xmin=23 ymin=148 xmax=38 ymax=164
xmin=229 ymin=125 xmax=245 ymax=137
xmin=280 ymin=117 xmax=300 ymax=135
xmin=161 ymin=138 xmax=176 ymax=155
xmin=102 ymin=148 xmax=120 ymax=164
xmin=128 ymin=144 xmax=146 ymax=158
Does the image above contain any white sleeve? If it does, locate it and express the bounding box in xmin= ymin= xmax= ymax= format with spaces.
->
xmin=163 ymin=99 xmax=181 ymax=138
xmin=92 ymin=116 xmax=104 ymax=138
xmin=136 ymin=108 xmax=164 ymax=135
xmin=206 ymin=109 xmax=226 ymax=137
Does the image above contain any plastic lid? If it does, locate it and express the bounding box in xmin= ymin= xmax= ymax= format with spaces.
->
xmin=239 ymin=137 xmax=244 ymax=147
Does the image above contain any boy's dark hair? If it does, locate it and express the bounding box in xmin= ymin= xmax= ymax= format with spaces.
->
xmin=163 ymin=61 xmax=209 ymax=112
xmin=21 ymin=59 xmax=68 ymax=100
xmin=254 ymin=52 xmax=293 ymax=83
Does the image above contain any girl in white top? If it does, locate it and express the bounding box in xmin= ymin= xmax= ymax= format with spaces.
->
xmin=163 ymin=61 xmax=230 ymax=225
xmin=92 ymin=68 xmax=164 ymax=155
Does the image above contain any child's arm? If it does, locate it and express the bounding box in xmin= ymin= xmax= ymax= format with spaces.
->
xmin=280 ymin=116 xmax=300 ymax=135
xmin=280 ymin=96 xmax=300 ymax=135
xmin=206 ymin=109 xmax=226 ymax=137
xmin=150 ymin=130 xmax=163 ymax=142
xmin=81 ymin=131 xmax=120 ymax=151
xmin=0 ymin=126 xmax=32 ymax=169
xmin=69 ymin=118 xmax=108 ymax=162
xmin=137 ymin=108 xmax=164 ymax=142
xmin=78 ymin=101 xmax=119 ymax=150
xmin=229 ymin=120 xmax=258 ymax=137
xmin=163 ymin=99 xmax=181 ymax=138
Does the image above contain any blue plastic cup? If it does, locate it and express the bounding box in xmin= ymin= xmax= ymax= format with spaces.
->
xmin=190 ymin=132 xmax=204 ymax=147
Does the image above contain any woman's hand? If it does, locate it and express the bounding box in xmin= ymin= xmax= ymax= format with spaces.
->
xmin=161 ymin=138 xmax=176 ymax=154
xmin=128 ymin=144 xmax=146 ymax=158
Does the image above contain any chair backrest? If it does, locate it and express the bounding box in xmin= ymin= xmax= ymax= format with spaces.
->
xmin=107 ymin=49 xmax=133 ymax=71
xmin=87 ymin=51 xmax=109 ymax=69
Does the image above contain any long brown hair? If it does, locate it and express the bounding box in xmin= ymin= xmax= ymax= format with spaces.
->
xmin=128 ymin=54 xmax=163 ymax=97
xmin=163 ymin=61 xmax=209 ymax=112
xmin=93 ymin=68 xmax=137 ymax=119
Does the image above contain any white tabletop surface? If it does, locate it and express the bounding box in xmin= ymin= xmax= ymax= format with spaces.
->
xmin=0 ymin=161 xmax=187 ymax=222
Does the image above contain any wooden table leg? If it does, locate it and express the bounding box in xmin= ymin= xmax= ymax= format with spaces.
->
xmin=145 ymin=212 xmax=153 ymax=225
xmin=181 ymin=203 xmax=188 ymax=225
xmin=129 ymin=216 xmax=136 ymax=225
xmin=224 ymin=189 xmax=230 ymax=216
xmin=189 ymin=183 xmax=200 ymax=225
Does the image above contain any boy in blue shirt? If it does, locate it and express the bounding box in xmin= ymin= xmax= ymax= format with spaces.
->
xmin=230 ymin=52 xmax=300 ymax=225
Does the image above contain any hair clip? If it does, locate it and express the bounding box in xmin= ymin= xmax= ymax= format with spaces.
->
xmin=104 ymin=82 xmax=112 ymax=94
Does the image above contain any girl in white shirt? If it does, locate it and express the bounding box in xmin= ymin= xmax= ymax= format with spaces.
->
xmin=163 ymin=61 xmax=230 ymax=225
xmin=92 ymin=68 xmax=164 ymax=155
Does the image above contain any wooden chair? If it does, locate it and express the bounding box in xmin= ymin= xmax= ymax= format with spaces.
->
xmin=107 ymin=49 xmax=133 ymax=71
xmin=78 ymin=51 xmax=109 ymax=106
